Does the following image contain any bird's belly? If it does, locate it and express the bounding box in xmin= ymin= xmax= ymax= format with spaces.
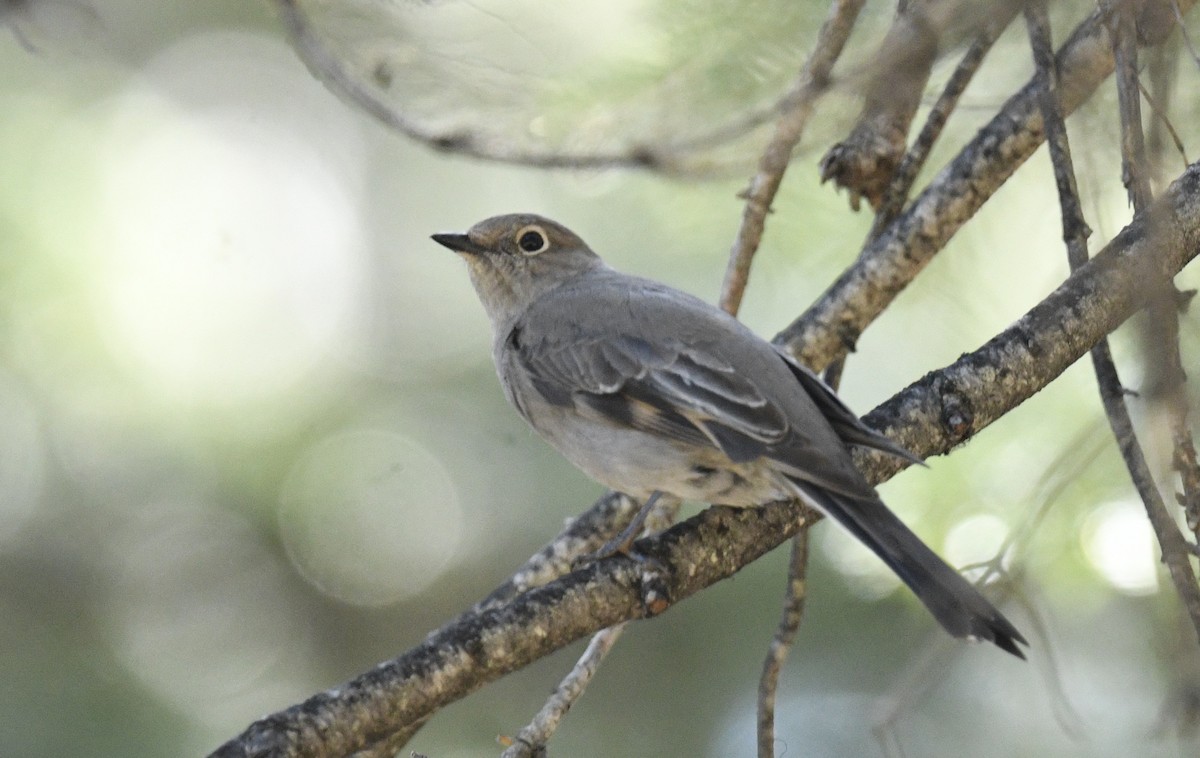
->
xmin=529 ymin=407 xmax=789 ymax=507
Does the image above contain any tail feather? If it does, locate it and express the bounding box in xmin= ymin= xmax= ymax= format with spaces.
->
xmin=792 ymin=479 xmax=1027 ymax=658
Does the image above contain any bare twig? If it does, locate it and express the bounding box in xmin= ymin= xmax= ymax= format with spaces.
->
xmin=499 ymin=625 xmax=627 ymax=758
xmin=1137 ymin=77 xmax=1185 ymax=175
xmin=870 ymin=22 xmax=1008 ymax=236
xmin=498 ymin=498 xmax=680 ymax=757
xmin=212 ymin=161 xmax=1200 ymax=758
xmin=719 ymin=0 xmax=866 ymax=316
xmin=1025 ymin=0 xmax=1092 ymax=262
xmin=757 ymin=529 xmax=810 ymax=758
xmin=777 ymin=0 xmax=1198 ymax=372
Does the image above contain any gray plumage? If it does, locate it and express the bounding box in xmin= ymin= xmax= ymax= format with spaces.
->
xmin=433 ymin=213 xmax=1027 ymax=658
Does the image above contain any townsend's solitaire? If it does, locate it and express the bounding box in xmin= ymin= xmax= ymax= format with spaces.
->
xmin=432 ymin=213 xmax=1026 ymax=657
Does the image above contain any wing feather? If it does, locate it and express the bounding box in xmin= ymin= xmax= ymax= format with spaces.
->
xmin=518 ymin=329 xmax=788 ymax=459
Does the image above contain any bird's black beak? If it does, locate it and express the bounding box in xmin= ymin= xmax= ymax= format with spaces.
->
xmin=431 ymin=232 xmax=489 ymax=256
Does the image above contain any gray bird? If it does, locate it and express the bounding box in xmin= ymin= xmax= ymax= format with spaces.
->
xmin=432 ymin=213 xmax=1027 ymax=658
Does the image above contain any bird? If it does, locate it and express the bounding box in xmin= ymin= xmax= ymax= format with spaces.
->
xmin=432 ymin=213 xmax=1027 ymax=658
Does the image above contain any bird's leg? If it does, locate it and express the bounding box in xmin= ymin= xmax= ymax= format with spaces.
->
xmin=587 ymin=491 xmax=663 ymax=562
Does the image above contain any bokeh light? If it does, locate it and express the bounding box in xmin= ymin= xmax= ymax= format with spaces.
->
xmin=88 ymin=31 xmax=367 ymax=408
xmin=944 ymin=512 xmax=1010 ymax=576
xmin=1082 ymin=499 xmax=1160 ymax=596
xmin=819 ymin=520 xmax=903 ymax=600
xmin=278 ymin=429 xmax=463 ymax=606
xmin=106 ymin=498 xmax=309 ymax=728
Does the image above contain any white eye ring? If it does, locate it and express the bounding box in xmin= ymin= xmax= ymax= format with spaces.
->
xmin=515 ymin=225 xmax=549 ymax=255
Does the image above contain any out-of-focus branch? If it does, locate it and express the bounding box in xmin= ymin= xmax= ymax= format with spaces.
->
xmin=869 ymin=24 xmax=1005 ymax=237
xmin=778 ymin=0 xmax=1197 ymax=371
xmin=720 ymin=0 xmax=865 ymax=316
xmin=1108 ymin=0 xmax=1200 ymax=641
xmin=211 ymin=161 xmax=1200 ymax=758
xmin=819 ymin=0 xmax=1022 ymax=210
xmin=272 ymin=0 xmax=821 ymax=173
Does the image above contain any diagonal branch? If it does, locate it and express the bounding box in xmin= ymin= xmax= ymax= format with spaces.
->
xmin=869 ymin=18 xmax=1009 ymax=236
xmin=210 ymin=160 xmax=1200 ymax=758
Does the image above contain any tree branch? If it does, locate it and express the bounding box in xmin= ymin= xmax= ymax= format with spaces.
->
xmin=211 ymin=160 xmax=1200 ymax=758
xmin=819 ymin=0 xmax=1022 ymax=210
xmin=777 ymin=0 xmax=1196 ymax=371
xmin=1107 ymin=0 xmax=1200 ymax=642
xmin=868 ymin=22 xmax=1005 ymax=237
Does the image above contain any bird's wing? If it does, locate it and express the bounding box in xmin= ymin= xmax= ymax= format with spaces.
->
xmin=518 ymin=326 xmax=792 ymax=461
xmin=508 ymin=277 xmax=841 ymax=469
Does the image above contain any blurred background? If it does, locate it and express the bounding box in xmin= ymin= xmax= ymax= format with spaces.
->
xmin=3 ymin=0 xmax=1200 ymax=756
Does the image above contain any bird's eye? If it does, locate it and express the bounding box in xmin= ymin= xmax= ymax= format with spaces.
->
xmin=515 ymin=226 xmax=549 ymax=255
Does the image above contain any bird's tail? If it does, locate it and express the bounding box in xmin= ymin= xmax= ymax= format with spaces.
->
xmin=791 ymin=479 xmax=1027 ymax=658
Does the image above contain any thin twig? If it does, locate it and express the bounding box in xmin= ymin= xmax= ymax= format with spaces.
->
xmin=757 ymin=529 xmax=810 ymax=758
xmin=1172 ymin=0 xmax=1200 ymax=69
xmin=498 ymin=499 xmax=680 ymax=757
xmin=499 ymin=624 xmax=627 ymax=758
xmin=719 ymin=0 xmax=866 ymax=316
xmin=1025 ymin=0 xmax=1092 ymax=262
xmin=870 ymin=24 xmax=1007 ymax=237
xmin=1138 ymin=79 xmax=1191 ymax=172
